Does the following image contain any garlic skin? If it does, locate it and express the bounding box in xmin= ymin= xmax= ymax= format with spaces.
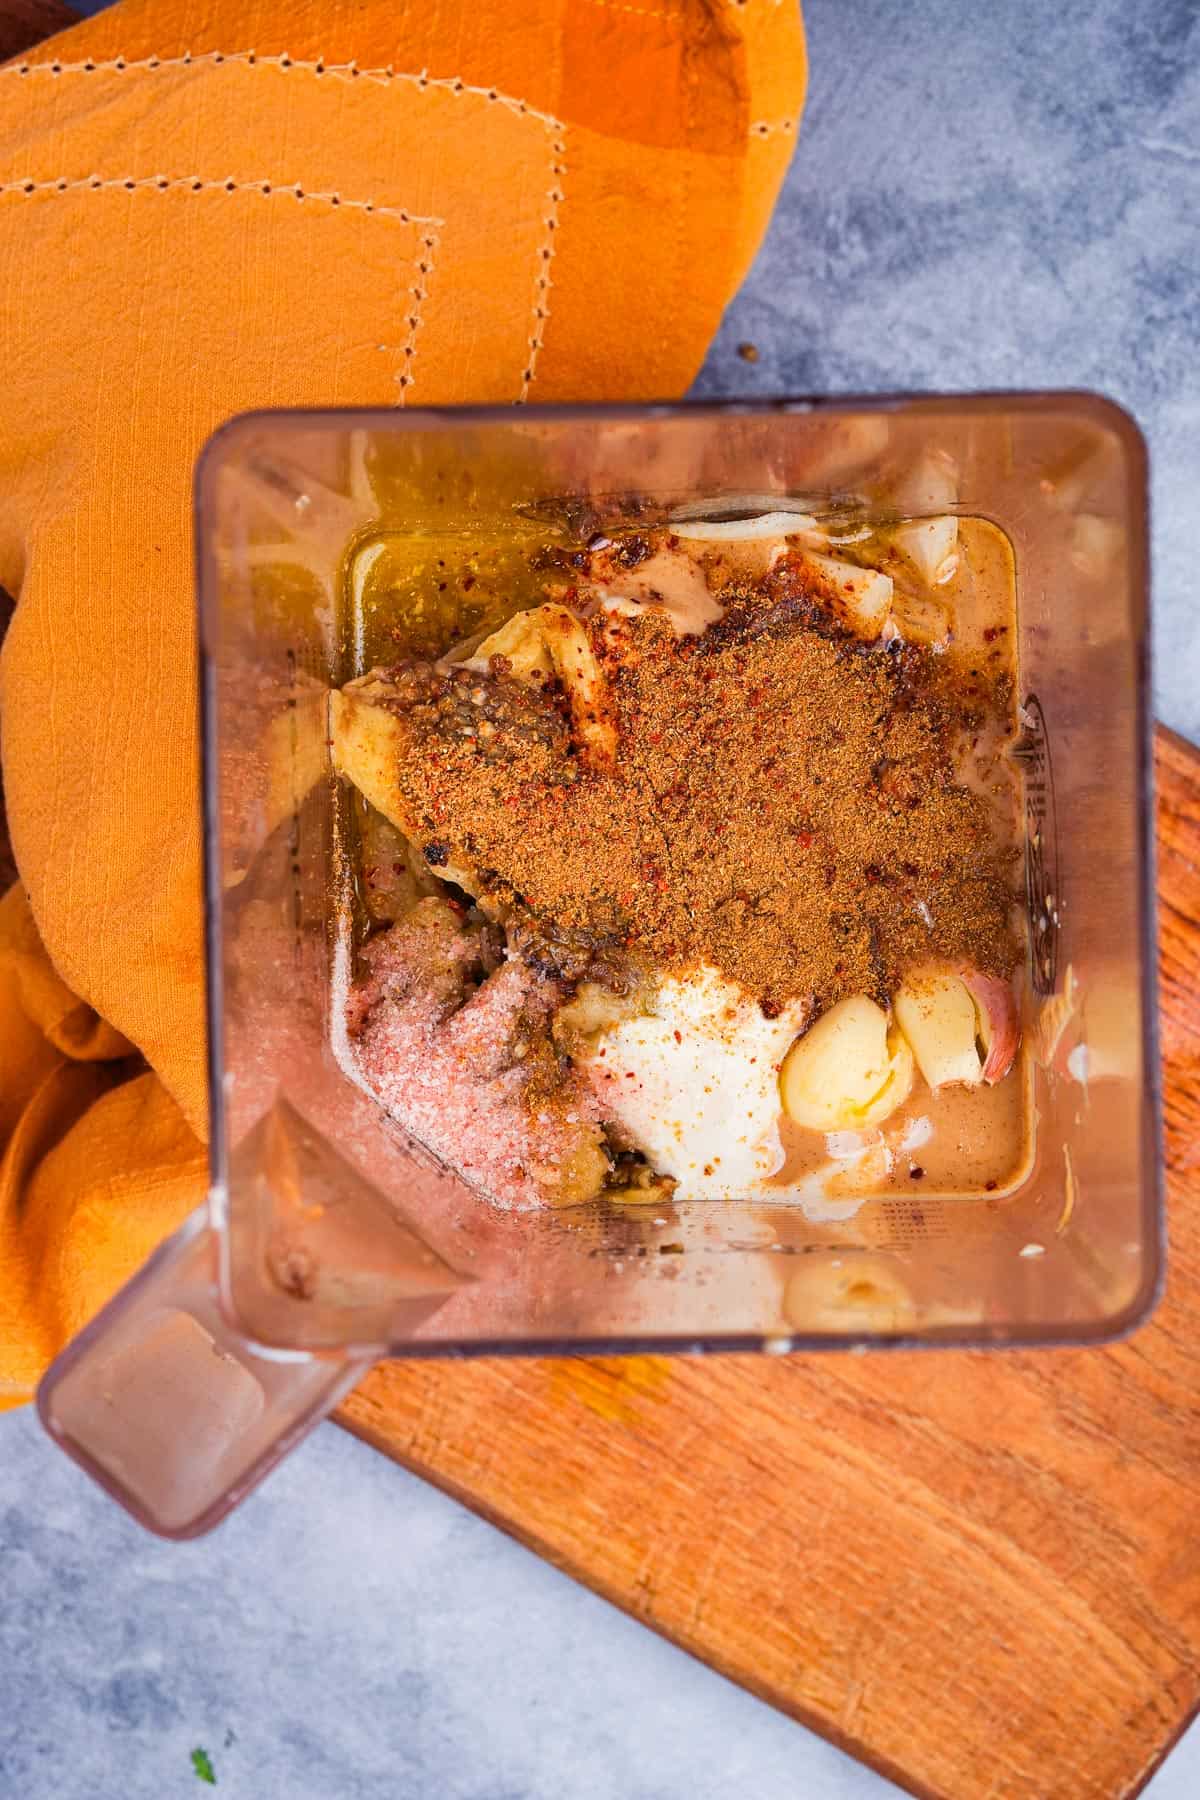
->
xmin=670 ymin=510 xmax=820 ymax=543
xmin=959 ymin=969 xmax=1020 ymax=1084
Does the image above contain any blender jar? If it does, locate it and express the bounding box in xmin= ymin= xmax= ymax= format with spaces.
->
xmin=38 ymin=396 xmax=1158 ymax=1537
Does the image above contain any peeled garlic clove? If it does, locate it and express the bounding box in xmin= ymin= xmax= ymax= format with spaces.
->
xmin=1070 ymin=513 xmax=1123 ymax=580
xmin=799 ymin=552 xmax=893 ymax=640
xmin=893 ymin=449 xmax=958 ymax=516
xmin=783 ymin=1253 xmax=916 ymax=1333
xmin=889 ymin=592 xmax=952 ymax=650
xmin=780 ymin=995 xmax=914 ymax=1131
xmin=330 ymin=679 xmax=419 ymax=839
xmin=331 ymin=678 xmax=478 ymax=892
xmin=893 ymin=973 xmax=984 ymax=1090
xmin=890 ymin=516 xmax=959 ymax=586
xmin=467 ymin=604 xmax=618 ymax=768
xmin=540 ymin=604 xmax=618 ymax=768
xmin=960 ymin=969 xmax=1020 ymax=1083
xmin=465 ymin=608 xmax=555 ymax=682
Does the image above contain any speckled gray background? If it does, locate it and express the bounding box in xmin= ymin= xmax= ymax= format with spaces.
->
xmin=4 ymin=1 xmax=1199 ymax=1796
xmin=696 ymin=0 xmax=1200 ymax=742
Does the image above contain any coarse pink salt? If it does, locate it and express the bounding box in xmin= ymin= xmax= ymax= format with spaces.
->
xmin=349 ymin=907 xmax=605 ymax=1211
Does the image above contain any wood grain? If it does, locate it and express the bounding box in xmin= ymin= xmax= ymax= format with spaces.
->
xmin=341 ymin=727 xmax=1200 ymax=1800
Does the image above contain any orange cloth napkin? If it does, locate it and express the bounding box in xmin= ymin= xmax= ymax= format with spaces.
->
xmin=0 ymin=0 xmax=806 ymax=1405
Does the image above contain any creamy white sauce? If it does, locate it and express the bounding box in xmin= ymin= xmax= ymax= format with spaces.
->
xmin=582 ymin=966 xmax=808 ymax=1199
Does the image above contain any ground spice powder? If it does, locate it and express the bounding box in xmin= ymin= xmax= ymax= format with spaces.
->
xmin=378 ymin=565 xmax=1019 ymax=1018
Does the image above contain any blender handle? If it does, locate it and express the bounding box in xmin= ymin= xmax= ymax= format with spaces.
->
xmin=37 ymin=1203 xmax=374 ymax=1538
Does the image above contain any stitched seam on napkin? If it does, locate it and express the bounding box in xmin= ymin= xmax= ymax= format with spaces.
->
xmin=0 ymin=59 xmax=565 ymax=400
xmin=0 ymin=177 xmax=442 ymax=403
xmin=520 ymin=129 xmax=566 ymax=402
xmin=2 ymin=52 xmax=566 ymax=135
xmin=399 ymin=226 xmax=441 ymax=403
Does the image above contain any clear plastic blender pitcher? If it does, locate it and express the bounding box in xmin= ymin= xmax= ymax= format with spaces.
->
xmin=37 ymin=395 xmax=1159 ymax=1536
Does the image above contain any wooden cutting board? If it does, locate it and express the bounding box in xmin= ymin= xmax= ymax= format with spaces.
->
xmin=341 ymin=724 xmax=1200 ymax=1800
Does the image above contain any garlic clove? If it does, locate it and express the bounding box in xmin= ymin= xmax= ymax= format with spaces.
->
xmin=798 ymin=551 xmax=893 ymax=640
xmin=330 ymin=680 xmax=418 ymax=839
xmin=783 ymin=1253 xmax=916 ymax=1333
xmin=465 ymin=608 xmax=555 ymax=682
xmin=467 ymin=604 xmax=618 ymax=768
xmin=889 ymin=591 xmax=953 ymax=650
xmin=331 ymin=679 xmax=478 ymax=892
xmin=890 ymin=515 xmax=959 ymax=586
xmin=540 ymin=604 xmax=618 ymax=769
xmin=595 ymin=545 xmax=724 ymax=637
xmin=780 ymin=995 xmax=914 ymax=1131
xmin=892 ymin=449 xmax=958 ymax=516
xmin=893 ymin=973 xmax=984 ymax=1090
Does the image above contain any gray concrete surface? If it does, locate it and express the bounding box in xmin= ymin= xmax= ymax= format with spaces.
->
xmin=4 ymin=0 xmax=1198 ymax=1796
xmin=697 ymin=0 xmax=1200 ymax=740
